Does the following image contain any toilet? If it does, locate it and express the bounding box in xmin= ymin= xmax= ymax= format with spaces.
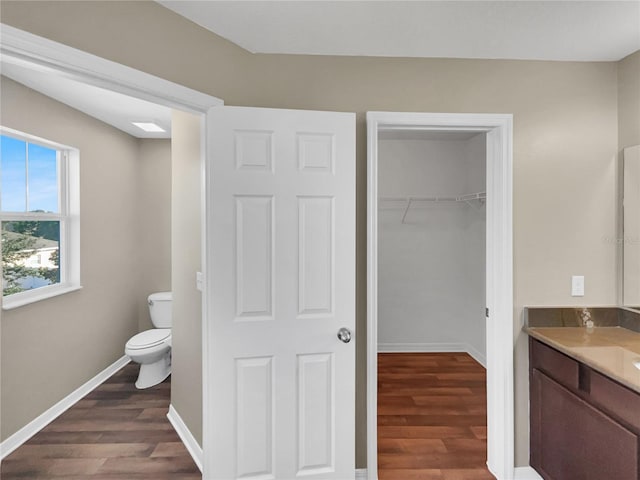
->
xmin=125 ymin=291 xmax=172 ymax=389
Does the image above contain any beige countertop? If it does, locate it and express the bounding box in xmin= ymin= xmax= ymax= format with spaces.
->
xmin=525 ymin=326 xmax=640 ymax=394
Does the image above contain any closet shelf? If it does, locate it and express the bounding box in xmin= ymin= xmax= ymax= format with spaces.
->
xmin=379 ymin=191 xmax=486 ymax=223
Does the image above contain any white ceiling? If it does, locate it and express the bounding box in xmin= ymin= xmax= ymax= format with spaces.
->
xmin=3 ymin=1 xmax=637 ymax=137
xmin=159 ymin=0 xmax=640 ymax=61
xmin=1 ymin=61 xmax=172 ymax=139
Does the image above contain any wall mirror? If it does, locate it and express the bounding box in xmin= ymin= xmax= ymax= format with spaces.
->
xmin=623 ymin=144 xmax=640 ymax=309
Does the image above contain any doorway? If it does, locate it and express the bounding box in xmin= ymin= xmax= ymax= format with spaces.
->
xmin=376 ymin=128 xmax=489 ymax=478
xmin=366 ymin=112 xmax=514 ymax=480
xmin=0 ymin=24 xmax=220 ymax=473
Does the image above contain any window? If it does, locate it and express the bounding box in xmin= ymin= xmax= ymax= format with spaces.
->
xmin=1 ymin=127 xmax=80 ymax=308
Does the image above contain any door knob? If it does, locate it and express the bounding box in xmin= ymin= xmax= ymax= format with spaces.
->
xmin=337 ymin=327 xmax=352 ymax=343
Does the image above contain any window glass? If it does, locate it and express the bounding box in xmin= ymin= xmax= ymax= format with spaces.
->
xmin=2 ymin=220 xmax=60 ymax=296
xmin=0 ymin=131 xmax=71 ymax=300
xmin=27 ymin=143 xmax=59 ymax=213
xmin=0 ymin=135 xmax=27 ymax=212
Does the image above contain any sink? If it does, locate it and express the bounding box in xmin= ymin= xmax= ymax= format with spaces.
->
xmin=572 ymin=346 xmax=640 ymax=382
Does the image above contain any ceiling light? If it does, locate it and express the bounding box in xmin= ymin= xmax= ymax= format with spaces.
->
xmin=132 ymin=121 xmax=165 ymax=133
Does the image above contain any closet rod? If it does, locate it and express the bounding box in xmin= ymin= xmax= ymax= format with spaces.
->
xmin=379 ymin=191 xmax=486 ymax=203
xmin=379 ymin=191 xmax=486 ymax=223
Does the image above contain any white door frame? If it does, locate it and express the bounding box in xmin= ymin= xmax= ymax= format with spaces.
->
xmin=366 ymin=112 xmax=514 ymax=480
xmin=1 ymin=24 xmax=223 ymax=475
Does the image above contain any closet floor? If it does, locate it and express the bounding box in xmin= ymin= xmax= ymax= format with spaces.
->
xmin=378 ymin=352 xmax=495 ymax=480
xmin=0 ymin=363 xmax=200 ymax=480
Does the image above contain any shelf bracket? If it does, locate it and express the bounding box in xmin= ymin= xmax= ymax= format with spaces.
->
xmin=401 ymin=198 xmax=412 ymax=223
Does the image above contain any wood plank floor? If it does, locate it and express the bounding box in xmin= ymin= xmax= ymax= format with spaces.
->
xmin=1 ymin=363 xmax=200 ymax=480
xmin=378 ymin=352 xmax=496 ymax=480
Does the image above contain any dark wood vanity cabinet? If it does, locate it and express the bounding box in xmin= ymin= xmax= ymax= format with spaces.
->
xmin=529 ymin=338 xmax=640 ymax=480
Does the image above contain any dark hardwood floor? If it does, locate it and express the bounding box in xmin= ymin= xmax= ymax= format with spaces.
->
xmin=2 ymin=353 xmax=493 ymax=479
xmin=378 ymin=352 xmax=496 ymax=480
xmin=1 ymin=363 xmax=200 ymax=480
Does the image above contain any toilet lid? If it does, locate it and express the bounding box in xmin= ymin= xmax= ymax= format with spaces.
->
xmin=127 ymin=329 xmax=171 ymax=349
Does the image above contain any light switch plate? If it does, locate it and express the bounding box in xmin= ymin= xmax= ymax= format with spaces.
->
xmin=196 ymin=271 xmax=203 ymax=292
xmin=571 ymin=275 xmax=584 ymax=296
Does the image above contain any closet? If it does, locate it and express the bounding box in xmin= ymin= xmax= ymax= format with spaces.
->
xmin=377 ymin=130 xmax=487 ymax=363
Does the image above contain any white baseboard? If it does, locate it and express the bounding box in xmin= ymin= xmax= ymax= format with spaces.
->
xmin=353 ymin=465 xmax=538 ymax=480
xmin=378 ymin=342 xmax=467 ymax=353
xmin=513 ymin=466 xmax=543 ymax=479
xmin=465 ymin=343 xmax=487 ymax=368
xmin=378 ymin=342 xmax=487 ymax=368
xmin=167 ymin=404 xmax=203 ymax=473
xmin=0 ymin=355 xmax=130 ymax=460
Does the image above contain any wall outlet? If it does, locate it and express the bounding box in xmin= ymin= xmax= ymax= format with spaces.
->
xmin=571 ymin=275 xmax=585 ymax=296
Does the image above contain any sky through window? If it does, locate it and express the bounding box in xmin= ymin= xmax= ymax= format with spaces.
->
xmin=1 ymin=135 xmax=59 ymax=213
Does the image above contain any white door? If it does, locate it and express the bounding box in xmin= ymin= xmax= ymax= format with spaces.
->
xmin=206 ymin=106 xmax=356 ymax=480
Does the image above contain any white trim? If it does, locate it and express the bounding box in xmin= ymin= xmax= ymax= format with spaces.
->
xmin=355 ymin=468 xmax=368 ymax=480
xmin=0 ymin=356 xmax=130 ymax=459
xmin=366 ymin=111 xmax=513 ymax=480
xmin=465 ymin=343 xmax=487 ymax=368
xmin=2 ymin=284 xmax=82 ymax=310
xmin=377 ymin=343 xmax=487 ymax=368
xmin=167 ymin=405 xmax=203 ymax=473
xmin=201 ymin=110 xmax=214 ymax=478
xmin=0 ymin=125 xmax=76 ymax=151
xmin=0 ymin=24 xmax=222 ymax=114
xmin=0 ymin=25 xmax=222 ymax=479
xmin=366 ymin=112 xmax=380 ymax=480
xmin=377 ymin=342 xmax=469 ymax=352
xmin=514 ymin=467 xmax=543 ymax=480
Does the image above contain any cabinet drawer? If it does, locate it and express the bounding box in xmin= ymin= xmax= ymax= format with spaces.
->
xmin=530 ymin=338 xmax=579 ymax=390
xmin=590 ymin=370 xmax=640 ymax=432
xmin=533 ymin=370 xmax=639 ymax=480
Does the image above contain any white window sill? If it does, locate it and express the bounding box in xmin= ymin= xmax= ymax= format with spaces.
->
xmin=2 ymin=284 xmax=83 ymax=310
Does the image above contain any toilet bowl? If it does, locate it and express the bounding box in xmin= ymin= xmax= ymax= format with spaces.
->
xmin=125 ymin=292 xmax=172 ymax=389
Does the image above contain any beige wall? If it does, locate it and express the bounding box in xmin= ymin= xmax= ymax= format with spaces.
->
xmin=618 ymin=50 xmax=640 ymax=149
xmin=0 ymin=0 xmax=624 ymax=467
xmin=0 ymin=1 xmax=254 ymax=106
xmin=137 ymin=139 xmax=172 ymax=330
xmin=1 ymin=77 xmax=135 ymax=440
xmin=170 ymin=110 xmax=203 ymax=445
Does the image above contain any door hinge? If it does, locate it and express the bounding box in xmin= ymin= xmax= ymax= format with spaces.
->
xmin=486 ymin=307 xmax=490 ymax=318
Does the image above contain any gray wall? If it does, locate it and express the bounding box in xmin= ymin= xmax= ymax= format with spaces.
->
xmin=137 ymin=139 xmax=172 ymax=331
xmin=170 ymin=110 xmax=203 ymax=445
xmin=0 ymin=0 xmax=630 ymax=467
xmin=0 ymin=76 xmax=171 ymax=440
xmin=618 ymin=50 xmax=640 ymax=150
xmin=378 ymin=135 xmax=486 ymax=362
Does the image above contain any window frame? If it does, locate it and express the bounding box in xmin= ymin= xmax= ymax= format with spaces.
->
xmin=1 ymin=127 xmax=81 ymax=309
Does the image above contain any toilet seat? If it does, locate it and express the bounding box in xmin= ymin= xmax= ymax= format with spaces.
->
xmin=126 ymin=329 xmax=171 ymax=350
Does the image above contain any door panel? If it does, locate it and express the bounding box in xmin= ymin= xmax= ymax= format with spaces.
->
xmin=207 ymin=106 xmax=355 ymax=480
xmin=298 ymin=196 xmax=334 ymax=317
xmin=236 ymin=356 xmax=274 ymax=478
xmin=235 ymin=195 xmax=274 ymax=320
xmin=297 ymin=352 xmax=334 ymax=474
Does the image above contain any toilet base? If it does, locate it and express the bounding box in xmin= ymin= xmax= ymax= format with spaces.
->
xmin=134 ymin=351 xmax=171 ymax=389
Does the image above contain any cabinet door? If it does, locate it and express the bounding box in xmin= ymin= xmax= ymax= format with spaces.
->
xmin=531 ymin=369 xmax=638 ymax=480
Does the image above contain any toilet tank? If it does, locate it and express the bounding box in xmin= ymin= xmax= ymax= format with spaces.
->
xmin=148 ymin=291 xmax=172 ymax=328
